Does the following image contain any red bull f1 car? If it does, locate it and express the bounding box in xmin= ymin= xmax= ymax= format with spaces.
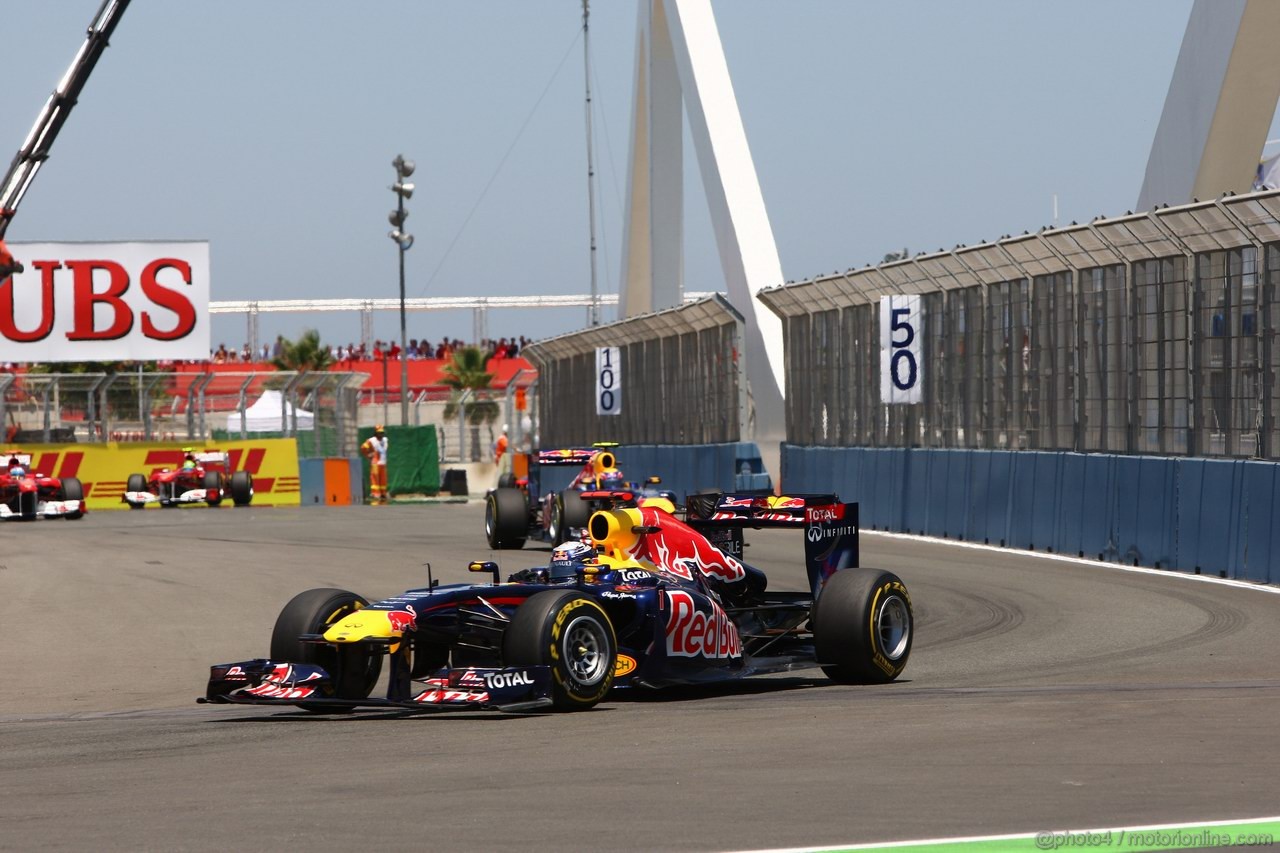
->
xmin=0 ymin=451 xmax=84 ymax=520
xmin=201 ymin=491 xmax=913 ymax=714
xmin=486 ymin=443 xmax=677 ymax=548
xmin=123 ymin=450 xmax=253 ymax=509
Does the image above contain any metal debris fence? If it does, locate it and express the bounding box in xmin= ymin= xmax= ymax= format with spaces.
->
xmin=522 ymin=295 xmax=747 ymax=448
xmin=2 ymin=370 xmax=367 ymax=457
xmin=759 ymin=189 xmax=1280 ymax=460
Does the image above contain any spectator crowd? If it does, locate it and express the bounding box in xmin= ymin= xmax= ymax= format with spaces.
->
xmin=207 ymin=335 xmax=530 ymax=366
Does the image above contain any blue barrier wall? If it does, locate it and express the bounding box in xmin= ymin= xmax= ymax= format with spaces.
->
xmin=780 ymin=445 xmax=1280 ymax=584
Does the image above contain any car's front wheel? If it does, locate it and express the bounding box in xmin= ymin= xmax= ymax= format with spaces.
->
xmin=269 ymin=588 xmax=382 ymax=711
xmin=486 ymin=487 xmax=527 ymax=549
xmin=125 ymin=473 xmax=147 ymax=509
xmin=503 ymin=591 xmax=616 ymax=711
xmin=812 ymin=567 xmax=913 ymax=684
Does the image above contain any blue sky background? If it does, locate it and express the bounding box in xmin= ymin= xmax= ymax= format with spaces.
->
xmin=3 ymin=1 xmax=1276 ymax=353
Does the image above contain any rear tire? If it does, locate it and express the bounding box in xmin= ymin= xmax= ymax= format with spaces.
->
xmin=503 ymin=590 xmax=616 ymax=711
xmin=270 ymin=588 xmax=382 ymax=712
xmin=203 ymin=470 xmax=224 ymax=507
xmin=812 ymin=568 xmax=913 ymax=684
xmin=60 ymin=477 xmax=84 ymax=520
xmin=486 ymin=487 xmax=527 ymax=549
xmin=230 ymin=471 xmax=253 ymax=506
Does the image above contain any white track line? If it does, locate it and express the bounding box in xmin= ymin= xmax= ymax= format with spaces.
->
xmin=732 ymin=813 xmax=1280 ymax=852
xmin=864 ymin=529 xmax=1280 ymax=595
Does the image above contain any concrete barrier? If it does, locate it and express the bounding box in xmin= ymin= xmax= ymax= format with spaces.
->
xmin=780 ymin=444 xmax=1280 ymax=584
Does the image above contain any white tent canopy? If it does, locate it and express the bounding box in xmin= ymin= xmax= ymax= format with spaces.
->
xmin=225 ymin=389 xmax=314 ymax=433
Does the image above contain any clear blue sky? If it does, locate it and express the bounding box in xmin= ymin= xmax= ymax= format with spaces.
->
xmin=4 ymin=1 xmax=1275 ymax=354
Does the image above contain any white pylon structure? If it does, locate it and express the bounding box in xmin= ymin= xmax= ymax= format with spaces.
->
xmin=618 ymin=0 xmax=786 ymax=450
xmin=1137 ymin=0 xmax=1280 ymax=210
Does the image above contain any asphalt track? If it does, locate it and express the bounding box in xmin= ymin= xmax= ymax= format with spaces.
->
xmin=2 ymin=503 xmax=1278 ymax=852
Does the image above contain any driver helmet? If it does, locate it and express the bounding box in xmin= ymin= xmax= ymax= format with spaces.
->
xmin=548 ymin=540 xmax=595 ymax=581
xmin=182 ymin=447 xmax=197 ymax=469
xmin=599 ymin=470 xmax=626 ymax=488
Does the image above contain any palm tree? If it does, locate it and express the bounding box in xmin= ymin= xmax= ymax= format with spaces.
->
xmin=271 ymin=329 xmax=333 ymax=372
xmin=440 ymin=346 xmax=499 ymax=461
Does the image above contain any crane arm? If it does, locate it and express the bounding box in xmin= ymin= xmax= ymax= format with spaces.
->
xmin=0 ymin=0 xmax=131 ymax=276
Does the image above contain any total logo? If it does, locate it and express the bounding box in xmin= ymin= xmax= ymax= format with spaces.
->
xmin=664 ymin=589 xmax=742 ymax=660
xmin=457 ymin=669 xmax=534 ymax=689
xmin=806 ymin=505 xmax=844 ymax=523
xmin=483 ymin=670 xmax=534 ymax=689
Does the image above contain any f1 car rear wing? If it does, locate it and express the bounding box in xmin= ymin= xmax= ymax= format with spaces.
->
xmin=684 ymin=492 xmax=840 ymax=527
xmin=535 ymin=449 xmax=599 ymax=467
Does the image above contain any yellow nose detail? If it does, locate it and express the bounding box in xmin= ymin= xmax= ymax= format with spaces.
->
xmin=323 ymin=610 xmax=397 ymax=643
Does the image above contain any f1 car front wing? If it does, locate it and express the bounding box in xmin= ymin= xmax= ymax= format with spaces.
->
xmin=200 ymin=659 xmax=554 ymax=713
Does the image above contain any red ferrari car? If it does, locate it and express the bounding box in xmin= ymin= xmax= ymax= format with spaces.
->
xmin=0 ymin=451 xmax=85 ymax=520
xmin=123 ymin=449 xmax=253 ymax=509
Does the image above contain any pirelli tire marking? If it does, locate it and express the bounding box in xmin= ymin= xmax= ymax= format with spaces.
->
xmin=547 ymin=597 xmax=615 ymax=705
xmin=867 ymin=580 xmax=911 ymax=678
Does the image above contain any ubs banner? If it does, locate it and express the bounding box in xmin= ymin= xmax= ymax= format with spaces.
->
xmin=0 ymin=240 xmax=210 ymax=361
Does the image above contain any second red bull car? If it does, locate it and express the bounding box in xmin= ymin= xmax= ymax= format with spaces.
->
xmin=201 ymin=491 xmax=913 ymax=714
xmin=486 ymin=444 xmax=677 ymax=548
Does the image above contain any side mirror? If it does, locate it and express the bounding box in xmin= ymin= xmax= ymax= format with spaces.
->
xmin=468 ymin=560 xmax=500 ymax=584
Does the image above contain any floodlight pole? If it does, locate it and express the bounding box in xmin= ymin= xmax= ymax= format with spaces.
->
xmin=389 ymin=154 xmax=415 ymax=426
xmin=397 ymin=190 xmax=409 ymax=426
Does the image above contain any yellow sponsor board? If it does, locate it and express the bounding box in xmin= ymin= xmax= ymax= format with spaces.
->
xmin=2 ymin=439 xmax=300 ymax=511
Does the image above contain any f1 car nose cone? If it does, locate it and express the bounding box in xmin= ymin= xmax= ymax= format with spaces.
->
xmin=323 ymin=610 xmax=396 ymax=643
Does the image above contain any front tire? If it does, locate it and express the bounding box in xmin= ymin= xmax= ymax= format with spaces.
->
xmin=486 ymin=487 xmax=527 ymax=549
xmin=230 ymin=470 xmax=253 ymax=506
xmin=269 ymin=588 xmax=382 ymax=711
xmin=125 ymin=473 xmax=147 ymax=510
xmin=503 ymin=591 xmax=616 ymax=711
xmin=558 ymin=490 xmax=590 ymax=543
xmin=812 ymin=568 xmax=913 ymax=684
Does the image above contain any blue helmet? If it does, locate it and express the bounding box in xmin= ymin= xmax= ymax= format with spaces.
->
xmin=548 ymin=540 xmax=595 ymax=581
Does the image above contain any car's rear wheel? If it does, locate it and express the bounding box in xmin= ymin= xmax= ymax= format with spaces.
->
xmin=203 ymin=470 xmax=224 ymax=507
xmin=812 ymin=568 xmax=913 ymax=684
xmin=230 ymin=471 xmax=253 ymax=506
xmin=60 ymin=477 xmax=84 ymax=519
xmin=125 ymin=473 xmax=147 ymax=509
xmin=486 ymin=487 xmax=527 ymax=549
xmin=503 ymin=590 xmax=616 ymax=711
xmin=270 ymin=588 xmax=382 ymax=712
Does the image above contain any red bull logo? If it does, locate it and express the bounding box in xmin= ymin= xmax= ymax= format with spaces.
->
xmin=665 ymin=590 xmax=742 ymax=659
xmin=385 ymin=606 xmax=417 ymax=633
xmin=627 ymin=506 xmax=745 ymax=584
